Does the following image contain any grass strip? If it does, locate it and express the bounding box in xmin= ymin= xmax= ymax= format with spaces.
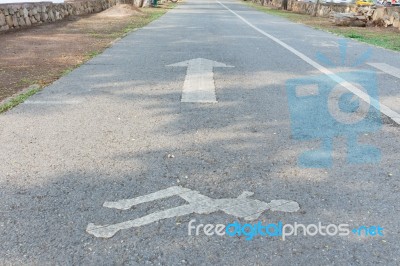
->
xmin=243 ymin=1 xmax=400 ymax=51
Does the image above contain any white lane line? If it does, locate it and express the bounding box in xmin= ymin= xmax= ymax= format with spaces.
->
xmin=167 ymin=58 xmax=233 ymax=103
xmin=368 ymin=63 xmax=400 ymax=79
xmin=217 ymin=0 xmax=400 ymax=125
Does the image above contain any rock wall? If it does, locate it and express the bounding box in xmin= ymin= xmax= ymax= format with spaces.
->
xmin=371 ymin=6 xmax=400 ymax=28
xmin=0 ymin=0 xmax=143 ymax=32
xmin=253 ymin=0 xmax=357 ymax=16
xmin=291 ymin=2 xmax=358 ymax=16
xmin=250 ymin=0 xmax=400 ymax=29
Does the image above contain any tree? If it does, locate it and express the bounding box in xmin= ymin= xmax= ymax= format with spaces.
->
xmin=312 ymin=0 xmax=321 ymax=17
xmin=281 ymin=0 xmax=288 ymax=10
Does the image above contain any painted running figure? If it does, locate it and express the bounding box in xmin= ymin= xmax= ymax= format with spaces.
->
xmin=86 ymin=186 xmax=300 ymax=238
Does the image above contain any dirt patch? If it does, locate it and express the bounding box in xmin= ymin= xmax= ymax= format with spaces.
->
xmin=0 ymin=3 xmax=171 ymax=102
xmin=98 ymin=4 xmax=144 ymax=17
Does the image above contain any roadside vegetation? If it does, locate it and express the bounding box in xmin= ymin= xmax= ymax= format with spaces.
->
xmin=244 ymin=1 xmax=400 ymax=51
xmin=0 ymin=3 xmax=176 ymax=114
xmin=0 ymin=85 xmax=41 ymax=113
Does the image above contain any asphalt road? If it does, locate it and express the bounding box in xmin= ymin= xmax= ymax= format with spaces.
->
xmin=1 ymin=0 xmax=400 ymax=264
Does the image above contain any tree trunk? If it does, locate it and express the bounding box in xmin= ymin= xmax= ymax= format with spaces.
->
xmin=312 ymin=0 xmax=320 ymax=17
xmin=281 ymin=0 xmax=288 ymax=10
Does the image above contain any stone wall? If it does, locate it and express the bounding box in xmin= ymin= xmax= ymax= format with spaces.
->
xmin=291 ymin=2 xmax=358 ymax=16
xmin=0 ymin=0 xmax=144 ymax=32
xmin=254 ymin=0 xmax=358 ymax=16
xmin=371 ymin=6 xmax=400 ymax=28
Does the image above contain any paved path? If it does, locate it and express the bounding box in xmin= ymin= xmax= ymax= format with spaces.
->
xmin=1 ymin=0 xmax=400 ymax=264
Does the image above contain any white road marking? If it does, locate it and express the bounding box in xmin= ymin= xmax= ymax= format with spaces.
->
xmin=368 ymin=63 xmax=400 ymax=79
xmin=167 ymin=58 xmax=233 ymax=103
xmin=217 ymin=0 xmax=400 ymax=125
xmin=86 ymin=186 xmax=300 ymax=238
xmin=311 ymin=41 xmax=337 ymax=47
xmin=295 ymin=84 xmax=320 ymax=97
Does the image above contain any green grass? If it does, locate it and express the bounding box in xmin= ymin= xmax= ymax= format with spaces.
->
xmin=331 ymin=29 xmax=400 ymax=51
xmin=244 ymin=1 xmax=306 ymax=19
xmin=243 ymin=1 xmax=400 ymax=51
xmin=0 ymin=85 xmax=41 ymax=114
xmin=344 ymin=32 xmax=364 ymax=39
xmin=61 ymin=67 xmax=74 ymax=76
xmin=86 ymin=50 xmax=101 ymax=59
xmin=16 ymin=77 xmax=37 ymax=87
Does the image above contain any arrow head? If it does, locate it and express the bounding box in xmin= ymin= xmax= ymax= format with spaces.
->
xmin=167 ymin=58 xmax=234 ymax=68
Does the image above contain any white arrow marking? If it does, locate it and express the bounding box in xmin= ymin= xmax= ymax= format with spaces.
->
xmin=167 ymin=58 xmax=233 ymax=103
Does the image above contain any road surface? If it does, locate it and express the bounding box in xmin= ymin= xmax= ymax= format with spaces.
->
xmin=1 ymin=0 xmax=400 ymax=264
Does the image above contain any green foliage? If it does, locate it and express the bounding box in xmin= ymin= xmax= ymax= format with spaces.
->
xmin=0 ymin=86 xmax=41 ymax=114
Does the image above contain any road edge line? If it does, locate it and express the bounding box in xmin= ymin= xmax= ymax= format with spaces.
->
xmin=217 ymin=0 xmax=400 ymax=125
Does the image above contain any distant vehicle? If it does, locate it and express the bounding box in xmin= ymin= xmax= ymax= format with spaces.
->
xmin=376 ymin=0 xmax=398 ymax=5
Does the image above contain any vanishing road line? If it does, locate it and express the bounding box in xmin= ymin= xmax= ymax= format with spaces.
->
xmin=217 ymin=0 xmax=400 ymax=125
xmin=368 ymin=63 xmax=400 ymax=79
xmin=167 ymin=58 xmax=233 ymax=103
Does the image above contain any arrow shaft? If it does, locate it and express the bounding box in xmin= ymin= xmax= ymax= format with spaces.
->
xmin=181 ymin=62 xmax=217 ymax=103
